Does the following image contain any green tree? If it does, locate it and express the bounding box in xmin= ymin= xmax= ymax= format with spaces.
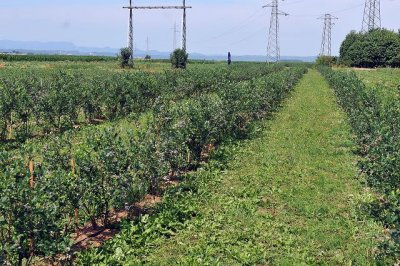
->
xmin=170 ymin=49 xmax=188 ymax=69
xmin=339 ymin=29 xmax=400 ymax=68
xmin=316 ymin=56 xmax=337 ymax=66
xmin=339 ymin=31 xmax=362 ymax=66
xmin=119 ymin=47 xmax=133 ymax=68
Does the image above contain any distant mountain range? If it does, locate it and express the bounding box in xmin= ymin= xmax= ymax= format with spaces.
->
xmin=0 ymin=40 xmax=317 ymax=62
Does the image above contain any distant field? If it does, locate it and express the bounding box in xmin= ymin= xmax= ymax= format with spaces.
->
xmin=0 ymin=53 xmax=117 ymax=62
xmin=354 ymin=68 xmax=400 ymax=88
xmin=0 ymin=59 xmax=241 ymax=74
xmin=0 ymin=55 xmax=308 ymax=73
xmin=0 ymin=60 xmax=173 ymax=73
xmin=336 ymin=68 xmax=400 ymax=101
xmin=355 ymin=68 xmax=400 ymax=100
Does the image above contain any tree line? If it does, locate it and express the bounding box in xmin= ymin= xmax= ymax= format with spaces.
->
xmin=318 ymin=28 xmax=400 ymax=68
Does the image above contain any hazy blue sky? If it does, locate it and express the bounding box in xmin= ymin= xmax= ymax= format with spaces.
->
xmin=0 ymin=0 xmax=399 ymax=56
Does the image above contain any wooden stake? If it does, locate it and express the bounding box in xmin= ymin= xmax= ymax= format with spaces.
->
xmin=74 ymin=209 xmax=79 ymax=230
xmin=71 ymin=159 xmax=79 ymax=229
xmin=187 ymin=151 xmax=190 ymax=164
xmin=28 ymin=160 xmax=35 ymax=257
xmin=70 ymin=158 xmax=75 ymax=174
xmin=29 ymin=238 xmax=34 ymax=257
xmin=29 ymin=160 xmax=34 ymax=188
xmin=7 ymin=124 xmax=13 ymax=139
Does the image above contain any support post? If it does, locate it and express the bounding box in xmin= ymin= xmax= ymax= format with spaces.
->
xmin=123 ymin=1 xmax=192 ymax=58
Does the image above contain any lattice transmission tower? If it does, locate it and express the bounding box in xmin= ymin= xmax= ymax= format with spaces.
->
xmin=171 ymin=22 xmax=180 ymax=50
xmin=362 ymin=0 xmax=381 ymax=32
xmin=128 ymin=0 xmax=134 ymax=59
xmin=318 ymin=14 xmax=338 ymax=56
xmin=123 ymin=0 xmax=191 ymax=59
xmin=263 ymin=0 xmax=288 ymax=63
xmin=182 ymin=0 xmax=188 ymax=51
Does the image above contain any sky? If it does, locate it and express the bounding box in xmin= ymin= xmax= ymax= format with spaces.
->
xmin=0 ymin=0 xmax=399 ymax=56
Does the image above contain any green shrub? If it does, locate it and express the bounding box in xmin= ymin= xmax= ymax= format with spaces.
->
xmin=316 ymin=56 xmax=337 ymax=66
xmin=119 ymin=47 xmax=133 ymax=68
xmin=339 ymin=29 xmax=400 ymax=68
xmin=170 ymin=49 xmax=188 ymax=69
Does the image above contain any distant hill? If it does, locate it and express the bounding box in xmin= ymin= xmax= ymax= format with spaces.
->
xmin=0 ymin=40 xmax=118 ymax=56
xmin=188 ymin=53 xmax=317 ymax=62
xmin=0 ymin=40 xmax=317 ymax=62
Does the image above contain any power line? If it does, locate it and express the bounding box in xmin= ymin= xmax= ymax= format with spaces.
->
xmin=318 ymin=14 xmax=338 ymax=56
xmin=228 ymin=27 xmax=268 ymax=46
xmin=332 ymin=2 xmax=364 ymax=14
xmin=210 ymin=9 xmax=264 ymax=40
xmin=281 ymin=0 xmax=305 ymax=7
xmin=289 ymin=2 xmax=364 ymax=18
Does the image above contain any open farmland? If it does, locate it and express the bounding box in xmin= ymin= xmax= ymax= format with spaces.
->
xmin=0 ymin=56 xmax=398 ymax=265
xmin=0 ymin=61 xmax=308 ymax=265
xmin=1 ymin=0 xmax=400 ymax=263
xmin=75 ymin=69 xmax=382 ymax=265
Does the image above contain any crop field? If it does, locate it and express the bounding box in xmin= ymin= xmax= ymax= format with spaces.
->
xmin=0 ymin=60 xmax=398 ymax=265
xmin=0 ymin=60 xmax=307 ymax=265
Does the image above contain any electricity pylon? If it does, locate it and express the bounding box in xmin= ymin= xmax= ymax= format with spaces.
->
xmin=123 ymin=0 xmax=192 ymax=58
xmin=182 ymin=0 xmax=188 ymax=51
xmin=128 ymin=0 xmax=133 ymax=59
xmin=362 ymin=0 xmax=381 ymax=32
xmin=318 ymin=14 xmax=338 ymax=56
xmin=171 ymin=22 xmax=180 ymax=50
xmin=263 ymin=0 xmax=288 ymax=63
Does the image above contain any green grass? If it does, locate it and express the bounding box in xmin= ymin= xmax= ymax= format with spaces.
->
xmin=352 ymin=68 xmax=400 ymax=101
xmin=354 ymin=68 xmax=400 ymax=88
xmin=133 ymin=69 xmax=381 ymax=265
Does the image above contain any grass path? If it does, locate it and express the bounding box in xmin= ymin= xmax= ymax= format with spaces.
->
xmin=145 ymin=70 xmax=380 ymax=265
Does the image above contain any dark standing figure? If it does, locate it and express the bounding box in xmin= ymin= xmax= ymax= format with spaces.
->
xmin=228 ymin=52 xmax=232 ymax=65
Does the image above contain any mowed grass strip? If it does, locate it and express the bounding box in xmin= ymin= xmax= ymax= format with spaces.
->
xmin=141 ymin=69 xmax=381 ymax=265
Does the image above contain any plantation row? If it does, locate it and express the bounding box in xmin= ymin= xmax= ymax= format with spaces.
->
xmin=319 ymin=67 xmax=400 ymax=265
xmin=0 ymin=66 xmax=306 ymax=265
xmin=0 ymin=64 xmax=281 ymax=142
